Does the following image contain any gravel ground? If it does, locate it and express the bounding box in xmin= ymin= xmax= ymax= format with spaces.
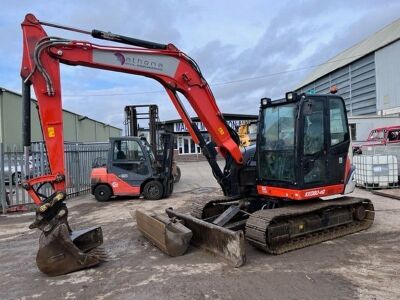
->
xmin=0 ymin=161 xmax=399 ymax=300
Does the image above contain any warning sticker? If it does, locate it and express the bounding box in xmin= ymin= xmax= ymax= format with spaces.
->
xmin=48 ymin=127 xmax=55 ymax=138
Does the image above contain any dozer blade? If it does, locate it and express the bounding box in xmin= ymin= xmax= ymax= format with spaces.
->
xmin=166 ymin=208 xmax=246 ymax=267
xmin=134 ymin=209 xmax=192 ymax=257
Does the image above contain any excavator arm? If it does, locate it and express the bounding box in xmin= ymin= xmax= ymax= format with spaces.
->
xmin=21 ymin=13 xmax=243 ymax=205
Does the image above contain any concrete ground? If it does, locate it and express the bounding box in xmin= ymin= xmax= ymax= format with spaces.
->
xmin=0 ymin=161 xmax=400 ymax=300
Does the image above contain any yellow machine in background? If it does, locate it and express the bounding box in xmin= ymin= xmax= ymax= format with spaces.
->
xmin=237 ymin=123 xmax=257 ymax=147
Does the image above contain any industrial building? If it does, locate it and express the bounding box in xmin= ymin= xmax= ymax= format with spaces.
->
xmin=159 ymin=113 xmax=258 ymax=161
xmin=296 ymin=18 xmax=400 ymax=140
xmin=0 ymin=88 xmax=121 ymax=147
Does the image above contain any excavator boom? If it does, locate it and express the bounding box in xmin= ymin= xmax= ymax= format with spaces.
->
xmin=20 ymin=13 xmax=245 ymax=276
xmin=21 ymin=14 xmax=243 ymax=204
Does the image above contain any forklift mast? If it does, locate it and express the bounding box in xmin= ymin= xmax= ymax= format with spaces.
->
xmin=124 ymin=104 xmax=159 ymax=155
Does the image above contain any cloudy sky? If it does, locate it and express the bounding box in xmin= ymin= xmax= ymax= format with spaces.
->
xmin=1 ymin=1 xmax=400 ymax=129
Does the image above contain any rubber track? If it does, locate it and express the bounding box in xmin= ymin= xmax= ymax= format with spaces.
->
xmin=245 ymin=196 xmax=375 ymax=254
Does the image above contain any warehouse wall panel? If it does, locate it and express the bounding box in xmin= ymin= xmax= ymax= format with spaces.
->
xmin=375 ymin=40 xmax=400 ymax=113
xmin=0 ymin=90 xmax=122 ymax=147
xmin=297 ymin=53 xmax=376 ymax=116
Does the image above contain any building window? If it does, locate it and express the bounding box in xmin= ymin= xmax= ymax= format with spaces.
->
xmin=177 ymin=136 xmax=201 ymax=155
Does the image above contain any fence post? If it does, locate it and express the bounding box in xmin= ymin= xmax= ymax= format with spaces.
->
xmin=76 ymin=143 xmax=80 ymax=195
xmin=0 ymin=143 xmax=7 ymax=214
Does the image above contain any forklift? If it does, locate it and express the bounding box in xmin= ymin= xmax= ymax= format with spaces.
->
xmin=90 ymin=134 xmax=174 ymax=201
xmin=124 ymin=105 xmax=181 ymax=183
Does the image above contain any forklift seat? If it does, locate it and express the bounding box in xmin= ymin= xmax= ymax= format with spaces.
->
xmin=116 ymin=150 xmax=126 ymax=160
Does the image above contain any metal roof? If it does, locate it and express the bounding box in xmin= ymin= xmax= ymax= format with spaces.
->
xmin=295 ymin=18 xmax=400 ymax=90
xmin=0 ymin=87 xmax=122 ymax=130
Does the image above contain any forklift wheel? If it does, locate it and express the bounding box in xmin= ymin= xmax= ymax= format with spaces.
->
xmin=94 ymin=184 xmax=112 ymax=202
xmin=143 ymin=181 xmax=164 ymax=200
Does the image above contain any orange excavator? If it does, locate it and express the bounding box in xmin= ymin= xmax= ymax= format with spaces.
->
xmin=21 ymin=14 xmax=374 ymax=275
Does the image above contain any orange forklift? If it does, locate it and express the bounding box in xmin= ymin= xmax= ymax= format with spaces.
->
xmin=91 ymin=134 xmax=174 ymax=201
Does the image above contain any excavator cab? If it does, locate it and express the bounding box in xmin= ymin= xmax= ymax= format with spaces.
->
xmin=257 ymin=92 xmax=353 ymax=198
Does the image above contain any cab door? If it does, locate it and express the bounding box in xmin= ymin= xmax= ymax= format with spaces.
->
xmin=326 ymin=97 xmax=350 ymax=185
xmin=299 ymin=97 xmax=328 ymax=188
xmin=109 ymin=139 xmax=151 ymax=186
xmin=299 ymin=96 xmax=350 ymax=189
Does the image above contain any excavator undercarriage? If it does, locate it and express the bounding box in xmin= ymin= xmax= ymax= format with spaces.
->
xmin=141 ymin=195 xmax=374 ymax=266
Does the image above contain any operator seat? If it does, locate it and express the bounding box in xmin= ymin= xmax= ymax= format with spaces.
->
xmin=116 ymin=150 xmax=126 ymax=159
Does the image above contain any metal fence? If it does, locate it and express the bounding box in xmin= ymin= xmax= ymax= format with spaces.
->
xmin=0 ymin=142 xmax=109 ymax=213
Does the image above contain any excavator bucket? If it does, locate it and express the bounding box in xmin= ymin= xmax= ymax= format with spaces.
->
xmin=136 ymin=207 xmax=245 ymax=267
xmin=31 ymin=204 xmax=106 ymax=276
xmin=134 ymin=209 xmax=192 ymax=257
xmin=165 ymin=208 xmax=246 ymax=267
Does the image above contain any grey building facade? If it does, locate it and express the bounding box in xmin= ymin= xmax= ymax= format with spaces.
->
xmin=0 ymin=88 xmax=121 ymax=147
xmin=158 ymin=113 xmax=258 ymax=161
xmin=296 ymin=18 xmax=400 ymax=117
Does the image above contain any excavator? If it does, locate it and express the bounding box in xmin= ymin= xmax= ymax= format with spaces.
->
xmin=20 ymin=14 xmax=374 ymax=276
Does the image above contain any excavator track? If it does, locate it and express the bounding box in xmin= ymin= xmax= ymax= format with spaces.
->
xmin=245 ymin=197 xmax=374 ymax=254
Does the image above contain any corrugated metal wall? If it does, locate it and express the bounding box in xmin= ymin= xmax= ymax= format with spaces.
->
xmin=375 ymin=40 xmax=400 ymax=113
xmin=0 ymin=90 xmax=122 ymax=146
xmin=298 ymin=53 xmax=377 ymax=116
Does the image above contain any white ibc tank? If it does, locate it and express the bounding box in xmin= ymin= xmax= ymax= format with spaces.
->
xmin=353 ymin=155 xmax=399 ymax=188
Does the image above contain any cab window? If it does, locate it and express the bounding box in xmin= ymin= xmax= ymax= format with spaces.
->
xmin=329 ymin=98 xmax=348 ymax=146
xmin=303 ymin=100 xmax=324 ymax=155
xmin=388 ymin=129 xmax=400 ymax=142
xmin=113 ymin=140 xmax=145 ymax=161
xmin=369 ymin=130 xmax=384 ymax=140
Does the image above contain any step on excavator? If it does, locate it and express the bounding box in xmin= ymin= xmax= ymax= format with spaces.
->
xmin=20 ymin=14 xmax=374 ymax=275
